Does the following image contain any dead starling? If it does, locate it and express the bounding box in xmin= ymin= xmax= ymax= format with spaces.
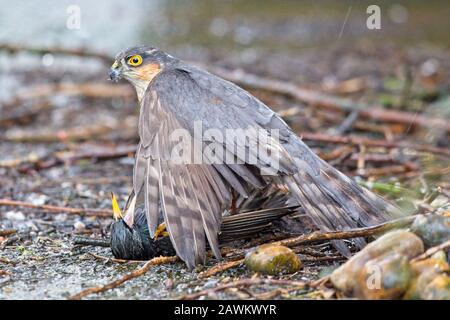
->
xmin=110 ymin=188 xmax=298 ymax=261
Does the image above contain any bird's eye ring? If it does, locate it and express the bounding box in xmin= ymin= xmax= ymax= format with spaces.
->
xmin=127 ymin=55 xmax=143 ymax=67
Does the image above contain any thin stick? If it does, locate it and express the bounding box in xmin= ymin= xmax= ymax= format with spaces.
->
xmin=300 ymin=132 xmax=450 ymax=157
xmin=0 ymin=102 xmax=52 ymax=126
xmin=207 ymin=66 xmax=450 ymax=132
xmin=3 ymin=42 xmax=447 ymax=132
xmin=362 ymin=164 xmax=417 ymax=177
xmin=253 ymin=284 xmax=307 ymax=300
xmin=0 ymin=199 xmax=111 ymax=217
xmin=0 ymin=43 xmax=111 ymax=62
xmin=198 ymin=259 xmax=244 ymax=279
xmin=68 ymin=256 xmax=178 ymax=300
xmin=55 ymin=144 xmax=137 ymax=162
xmin=275 ymin=215 xmax=418 ymax=248
xmin=226 ymin=214 xmax=418 ymax=260
xmin=0 ymin=229 xmax=17 ymax=237
xmin=410 ymin=239 xmax=450 ymax=263
xmin=204 ymin=215 xmax=419 ymax=277
xmin=88 ymin=253 xmax=141 ymax=264
xmin=301 ymin=256 xmax=346 ymax=263
xmin=0 ymin=257 xmax=15 ymax=265
xmin=1 ymin=123 xmax=121 ymax=143
xmin=9 ymin=83 xmax=133 ymax=101
xmin=178 ymin=278 xmax=308 ymax=300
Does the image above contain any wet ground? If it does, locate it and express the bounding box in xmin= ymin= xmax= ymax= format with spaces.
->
xmin=0 ymin=1 xmax=449 ymax=299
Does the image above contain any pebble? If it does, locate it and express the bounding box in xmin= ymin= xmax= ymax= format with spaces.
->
xmin=245 ymin=244 xmax=302 ymax=275
xmin=330 ymin=230 xmax=424 ymax=297
xmin=73 ymin=221 xmax=86 ymax=232
xmin=5 ymin=211 xmax=25 ymax=221
xmin=410 ymin=214 xmax=450 ymax=248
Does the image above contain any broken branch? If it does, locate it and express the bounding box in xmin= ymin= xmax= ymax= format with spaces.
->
xmin=178 ymin=278 xmax=308 ymax=300
xmin=301 ymin=132 xmax=450 ymax=157
xmin=68 ymin=256 xmax=178 ymax=300
xmin=0 ymin=229 xmax=17 ymax=237
xmin=0 ymin=199 xmax=112 ymax=217
xmin=208 ymin=66 xmax=450 ymax=132
xmin=410 ymin=239 xmax=450 ymax=263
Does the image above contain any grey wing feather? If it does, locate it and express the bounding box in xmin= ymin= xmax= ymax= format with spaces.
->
xmin=149 ymin=65 xmax=400 ymax=258
xmin=135 ymin=78 xmax=235 ymax=267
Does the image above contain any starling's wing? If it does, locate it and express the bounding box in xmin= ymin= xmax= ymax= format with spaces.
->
xmin=148 ymin=66 xmax=400 ymax=257
xmin=219 ymin=206 xmax=297 ymax=242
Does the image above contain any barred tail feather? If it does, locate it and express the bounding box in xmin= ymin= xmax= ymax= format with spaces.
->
xmin=283 ymin=159 xmax=400 ymax=256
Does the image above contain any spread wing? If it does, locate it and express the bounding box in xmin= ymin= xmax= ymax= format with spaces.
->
xmin=177 ymin=65 xmax=400 ymax=254
xmin=135 ymin=64 xmax=399 ymax=266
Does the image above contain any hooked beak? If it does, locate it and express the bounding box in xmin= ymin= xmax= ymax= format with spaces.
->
xmin=109 ymin=61 xmax=121 ymax=81
xmin=111 ymin=192 xmax=123 ymax=220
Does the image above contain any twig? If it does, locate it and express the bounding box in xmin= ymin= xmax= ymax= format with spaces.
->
xmin=0 ymin=151 xmax=50 ymax=169
xmin=178 ymin=278 xmax=308 ymax=300
xmin=55 ymin=144 xmax=137 ymax=162
xmin=253 ymin=284 xmax=307 ymax=299
xmin=0 ymin=199 xmax=111 ymax=217
xmin=27 ymin=176 xmax=130 ymax=192
xmin=300 ymin=132 xmax=450 ymax=157
xmin=88 ymin=252 xmax=141 ymax=264
xmin=293 ymin=246 xmax=329 ymax=257
xmin=3 ymin=43 xmax=449 ymax=132
xmin=73 ymin=236 xmax=110 ymax=247
xmin=410 ymin=239 xmax=450 ymax=263
xmin=0 ymin=235 xmax=19 ymax=248
xmin=198 ymin=259 xmax=244 ymax=279
xmin=201 ymin=252 xmax=342 ymax=278
xmin=424 ymin=187 xmax=442 ymax=205
xmin=0 ymin=102 xmax=52 ymax=126
xmin=0 ymin=229 xmax=17 ymax=237
xmin=0 ymin=257 xmax=15 ymax=265
xmin=14 ymin=145 xmax=137 ymax=173
xmin=68 ymin=256 xmax=178 ymax=300
xmin=301 ymin=256 xmax=346 ymax=263
xmin=348 ymin=153 xmax=406 ymax=164
xmin=275 ymin=214 xmax=418 ymax=249
xmin=227 ymin=214 xmax=419 ymax=260
xmin=7 ymin=83 xmax=133 ymax=102
xmin=361 ymin=164 xmax=417 ymax=177
xmin=1 ymin=123 xmax=121 ymax=143
xmin=206 ymin=215 xmax=419 ymax=277
xmin=330 ymin=110 xmax=359 ymax=135
xmin=0 ymin=43 xmax=111 ymax=62
xmin=319 ymin=146 xmax=354 ymax=162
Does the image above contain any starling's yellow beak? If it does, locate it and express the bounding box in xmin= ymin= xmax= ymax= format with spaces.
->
xmin=111 ymin=192 xmax=123 ymax=220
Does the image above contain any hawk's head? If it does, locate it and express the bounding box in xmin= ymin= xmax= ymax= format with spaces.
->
xmin=109 ymin=45 xmax=176 ymax=100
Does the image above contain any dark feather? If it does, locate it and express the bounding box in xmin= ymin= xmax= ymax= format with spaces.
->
xmin=130 ymin=56 xmax=400 ymax=266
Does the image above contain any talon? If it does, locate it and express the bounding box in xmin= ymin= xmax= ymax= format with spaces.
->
xmin=154 ymin=222 xmax=169 ymax=240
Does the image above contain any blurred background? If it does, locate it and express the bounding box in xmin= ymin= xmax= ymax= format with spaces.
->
xmin=1 ymin=1 xmax=449 ymax=52
xmin=0 ymin=0 xmax=449 ymax=299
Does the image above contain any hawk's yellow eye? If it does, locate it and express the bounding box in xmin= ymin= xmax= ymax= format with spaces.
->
xmin=127 ymin=55 xmax=143 ymax=67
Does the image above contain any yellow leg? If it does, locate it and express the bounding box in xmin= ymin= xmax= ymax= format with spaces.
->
xmin=154 ymin=222 xmax=169 ymax=240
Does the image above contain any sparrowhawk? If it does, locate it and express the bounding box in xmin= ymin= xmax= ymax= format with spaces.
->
xmin=109 ymin=45 xmax=399 ymax=269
